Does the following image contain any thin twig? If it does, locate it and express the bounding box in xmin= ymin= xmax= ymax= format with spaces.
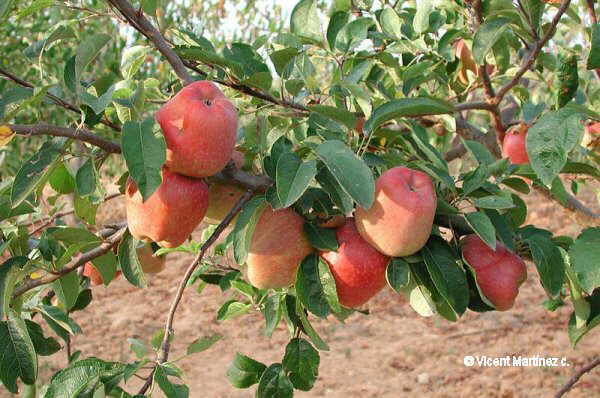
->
xmin=554 ymin=357 xmax=600 ymax=398
xmin=12 ymin=225 xmax=127 ymax=298
xmin=10 ymin=124 xmax=121 ymax=154
xmin=495 ymin=0 xmax=572 ymax=101
xmin=0 ymin=68 xmax=121 ymax=132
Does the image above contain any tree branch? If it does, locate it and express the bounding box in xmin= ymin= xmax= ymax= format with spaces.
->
xmin=12 ymin=225 xmax=127 ymax=298
xmin=138 ymin=190 xmax=255 ymax=395
xmin=554 ymin=357 xmax=600 ymax=398
xmin=0 ymin=68 xmax=121 ymax=132
xmin=534 ymin=185 xmax=600 ymax=227
xmin=10 ymin=124 xmax=121 ymax=154
xmin=107 ymin=0 xmax=193 ymax=85
xmin=495 ymin=0 xmax=572 ymax=102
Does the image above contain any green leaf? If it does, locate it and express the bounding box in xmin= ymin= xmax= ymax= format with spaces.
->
xmin=335 ymin=17 xmax=374 ymax=52
xmin=121 ymin=46 xmax=150 ymax=80
xmin=74 ymin=195 xmax=98 ymax=224
xmin=282 ymin=338 xmax=320 ymax=391
xmin=217 ymin=300 xmax=251 ymax=321
xmin=422 ymin=237 xmax=469 ymax=316
xmin=226 ymin=353 xmax=267 ymax=388
xmin=121 ymin=118 xmax=166 ymax=201
xmin=303 ymin=223 xmax=338 ymax=251
xmin=11 ymin=139 xmax=66 ymax=208
xmin=386 ymin=258 xmax=411 ymax=294
xmin=80 ymin=85 xmax=115 ymax=115
xmin=17 ymin=0 xmax=52 ymax=19
xmin=326 ymin=11 xmax=349 ymax=50
xmin=90 ymin=251 xmax=118 ymax=286
xmin=472 ymin=17 xmax=511 ymax=65
xmin=75 ymin=34 xmax=111 ymax=80
xmin=49 ymin=227 xmax=100 ymax=246
xmin=296 ymin=254 xmax=332 ymax=318
xmin=587 ymin=23 xmax=600 ymax=70
xmin=25 ymin=320 xmax=60 ymax=356
xmin=75 ymin=158 xmax=97 ymax=197
xmin=526 ymin=108 xmax=584 ymax=185
xmin=48 ymin=163 xmax=75 ymax=194
xmin=154 ymin=365 xmax=189 ymax=398
xmin=569 ymin=227 xmax=600 ymax=294
xmin=174 ymin=46 xmax=243 ymax=75
xmin=464 ymin=211 xmax=496 ymax=250
xmin=0 ymin=310 xmax=37 ymax=393
xmin=262 ymin=294 xmax=283 ymax=337
xmin=568 ymin=290 xmax=600 ymax=347
xmin=256 ymin=363 xmax=294 ymax=398
xmin=232 ymin=196 xmax=266 ymax=265
xmin=276 ymin=153 xmax=317 ymax=208
xmin=363 ymin=98 xmax=454 ymax=134
xmin=295 ymin=298 xmax=329 ymax=350
xmin=186 ymin=334 xmax=222 ymax=355
xmin=316 ymin=140 xmax=375 ymax=209
xmin=413 ymin=0 xmax=433 ymax=34
xmin=463 ymin=140 xmax=496 ymax=166
xmin=43 ymin=358 xmax=125 ymax=398
xmin=502 ymin=177 xmax=530 ymax=194
xmin=0 ymin=0 xmax=14 ymax=21
xmin=309 ymin=105 xmax=357 ymax=130
xmin=37 ymin=305 xmax=81 ymax=336
xmin=380 ymin=7 xmax=402 ymax=39
xmin=0 ymin=257 xmax=27 ymax=320
xmin=474 ymin=194 xmax=514 ymax=209
xmin=315 ymin=168 xmax=354 ymax=214
xmin=556 ymin=54 xmax=578 ymax=108
xmin=290 ymin=0 xmax=323 ymax=44
xmin=526 ymin=235 xmax=565 ymax=298
xmin=270 ymin=48 xmax=300 ymax=76
xmin=118 ymin=231 xmax=147 ymax=288
xmin=52 ymin=270 xmax=80 ymax=312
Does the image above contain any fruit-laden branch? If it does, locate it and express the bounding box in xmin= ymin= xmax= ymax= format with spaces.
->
xmin=12 ymin=224 xmax=127 ymax=298
xmin=137 ymin=190 xmax=255 ymax=395
xmin=10 ymin=124 xmax=121 ymax=154
xmin=106 ymin=0 xmax=194 ymax=85
xmin=494 ymin=0 xmax=572 ymax=102
xmin=0 ymin=68 xmax=121 ymax=132
xmin=554 ymin=357 xmax=600 ymax=398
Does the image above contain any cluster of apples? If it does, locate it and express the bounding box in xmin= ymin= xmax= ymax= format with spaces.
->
xmin=93 ymin=80 xmax=528 ymax=312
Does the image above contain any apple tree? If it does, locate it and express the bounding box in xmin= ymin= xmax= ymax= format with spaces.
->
xmin=0 ymin=0 xmax=600 ymax=396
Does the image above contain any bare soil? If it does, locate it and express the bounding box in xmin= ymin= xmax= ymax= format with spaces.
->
xmin=5 ymin=184 xmax=600 ymax=398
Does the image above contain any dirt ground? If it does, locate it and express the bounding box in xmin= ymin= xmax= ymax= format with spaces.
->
xmin=5 ymin=183 xmax=600 ymax=398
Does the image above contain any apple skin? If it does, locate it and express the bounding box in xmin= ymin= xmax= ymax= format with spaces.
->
xmin=502 ymin=123 xmax=529 ymax=165
xmin=586 ymin=122 xmax=600 ymax=135
xmin=320 ymin=218 xmax=390 ymax=308
xmin=83 ymin=262 xmax=122 ymax=286
xmin=137 ymin=244 xmax=166 ymax=274
xmin=355 ymin=166 xmax=437 ymax=257
xmin=204 ymin=150 xmax=245 ymax=225
xmin=454 ymin=39 xmax=478 ymax=85
xmin=126 ymin=168 xmax=209 ymax=248
xmin=461 ymin=234 xmax=527 ymax=311
xmin=246 ymin=206 xmax=313 ymax=289
xmin=155 ymin=80 xmax=238 ymax=178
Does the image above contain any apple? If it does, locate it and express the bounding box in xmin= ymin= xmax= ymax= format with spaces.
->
xmin=461 ymin=234 xmax=527 ymax=311
xmin=155 ymin=80 xmax=238 ymax=178
xmin=246 ymin=206 xmax=313 ymax=289
xmin=137 ymin=243 xmax=166 ymax=274
xmin=586 ymin=122 xmax=600 ymax=135
xmin=320 ymin=218 xmax=390 ymax=308
xmin=502 ymin=123 xmax=529 ymax=165
xmin=83 ymin=262 xmax=122 ymax=286
xmin=355 ymin=166 xmax=437 ymax=257
xmin=205 ymin=150 xmax=245 ymax=224
xmin=126 ymin=168 xmax=209 ymax=248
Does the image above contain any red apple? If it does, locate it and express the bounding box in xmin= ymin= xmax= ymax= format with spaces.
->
xmin=126 ymin=168 xmax=209 ymax=248
xmin=246 ymin=206 xmax=313 ymax=289
xmin=155 ymin=80 xmax=238 ymax=178
xmin=502 ymin=123 xmax=529 ymax=165
xmin=320 ymin=218 xmax=390 ymax=308
xmin=585 ymin=122 xmax=600 ymax=135
xmin=355 ymin=166 xmax=437 ymax=257
xmin=461 ymin=234 xmax=527 ymax=311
